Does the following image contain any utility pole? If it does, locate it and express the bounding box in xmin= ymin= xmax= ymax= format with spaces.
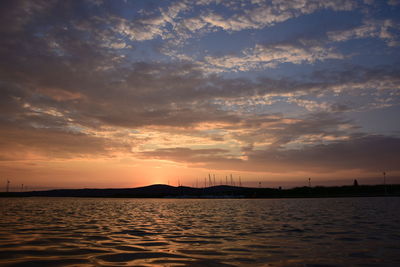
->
xmin=239 ymin=176 xmax=242 ymax=187
xmin=225 ymin=176 xmax=228 ymax=185
xmin=209 ymin=174 xmax=212 ymax=187
xmin=230 ymin=174 xmax=233 ymax=186
xmin=383 ymin=171 xmax=387 ymax=195
xmin=308 ymin=178 xmax=311 ymax=187
xmin=213 ymin=174 xmax=216 ymax=187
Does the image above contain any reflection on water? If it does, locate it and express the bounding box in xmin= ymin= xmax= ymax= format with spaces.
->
xmin=0 ymin=197 xmax=399 ymax=266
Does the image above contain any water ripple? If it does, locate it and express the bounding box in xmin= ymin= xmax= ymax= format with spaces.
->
xmin=0 ymin=197 xmax=399 ymax=266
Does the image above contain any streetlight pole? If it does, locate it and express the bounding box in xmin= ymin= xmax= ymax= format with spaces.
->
xmin=383 ymin=172 xmax=387 ymax=195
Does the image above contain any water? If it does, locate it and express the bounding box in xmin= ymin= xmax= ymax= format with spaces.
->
xmin=0 ymin=197 xmax=399 ymax=266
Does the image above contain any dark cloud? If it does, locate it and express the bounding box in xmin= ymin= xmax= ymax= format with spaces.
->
xmin=257 ymin=64 xmax=400 ymax=96
xmin=138 ymin=135 xmax=400 ymax=173
xmin=267 ymin=112 xmax=358 ymax=147
xmin=0 ymin=124 xmax=110 ymax=160
xmin=247 ymin=135 xmax=400 ymax=172
xmin=224 ymin=112 xmax=360 ymax=150
xmin=0 ymin=0 xmax=55 ymax=33
xmin=139 ymin=147 xmax=235 ymax=163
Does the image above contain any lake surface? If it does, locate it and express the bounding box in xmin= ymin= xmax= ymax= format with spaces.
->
xmin=0 ymin=197 xmax=399 ymax=266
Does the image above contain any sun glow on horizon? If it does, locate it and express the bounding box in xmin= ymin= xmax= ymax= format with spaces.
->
xmin=0 ymin=0 xmax=399 ymax=190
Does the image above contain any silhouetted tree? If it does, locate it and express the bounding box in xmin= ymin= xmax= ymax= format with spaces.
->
xmin=353 ymin=179 xmax=359 ymax=186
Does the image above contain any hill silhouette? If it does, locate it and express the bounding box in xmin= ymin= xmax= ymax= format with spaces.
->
xmin=1 ymin=184 xmax=400 ymax=198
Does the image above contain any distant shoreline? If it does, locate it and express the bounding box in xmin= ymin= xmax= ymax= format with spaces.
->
xmin=1 ymin=184 xmax=399 ymax=198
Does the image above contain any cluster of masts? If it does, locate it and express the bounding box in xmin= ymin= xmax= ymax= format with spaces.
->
xmin=174 ymin=174 xmax=244 ymax=188
xmin=203 ymin=173 xmax=243 ymax=187
xmin=3 ymin=180 xmax=27 ymax=193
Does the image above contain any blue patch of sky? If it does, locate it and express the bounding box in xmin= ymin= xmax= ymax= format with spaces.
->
xmin=121 ymin=36 xmax=190 ymax=65
xmin=334 ymin=39 xmax=400 ymax=67
xmin=66 ymin=125 xmax=86 ymax=134
xmin=205 ymin=1 xmax=251 ymax=17
xmin=220 ymin=57 xmax=346 ymax=82
xmin=217 ymin=96 xmax=307 ymax=117
xmin=371 ymin=1 xmax=400 ymax=19
xmin=259 ymin=101 xmax=307 ymax=117
xmin=189 ymin=29 xmax=257 ymax=58
xmin=203 ymin=129 xmax=224 ymax=135
xmin=219 ymin=63 xmax=311 ymax=82
xmin=256 ymin=9 xmax=363 ymax=45
xmin=318 ymin=89 xmax=388 ymax=106
xmin=111 ymin=0 xmax=165 ymax=19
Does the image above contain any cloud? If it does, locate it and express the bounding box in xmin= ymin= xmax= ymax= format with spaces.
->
xmin=106 ymin=1 xmax=191 ymax=44
xmin=138 ymin=147 xmax=238 ymax=163
xmin=113 ymin=16 xmax=166 ymax=42
xmin=307 ymin=65 xmax=400 ymax=95
xmin=202 ymin=40 xmax=344 ymax=72
xmin=136 ymin=135 xmax=400 ymax=173
xmin=388 ymin=0 xmax=400 ymax=6
xmin=247 ymin=135 xmax=400 ymax=172
xmin=0 ymin=0 xmax=55 ymax=33
xmin=197 ymin=0 xmax=358 ymax=32
xmin=328 ymin=19 xmax=400 ymax=46
xmin=0 ymin=123 xmax=111 ymax=160
xmin=82 ymin=0 xmax=361 ymax=49
xmin=225 ymin=112 xmax=360 ymax=151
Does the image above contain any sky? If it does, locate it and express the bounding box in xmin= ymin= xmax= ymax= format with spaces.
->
xmin=1 ymin=0 xmax=400 ymax=190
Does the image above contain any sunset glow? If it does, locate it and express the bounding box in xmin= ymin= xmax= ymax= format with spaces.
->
xmin=1 ymin=0 xmax=399 ymax=190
